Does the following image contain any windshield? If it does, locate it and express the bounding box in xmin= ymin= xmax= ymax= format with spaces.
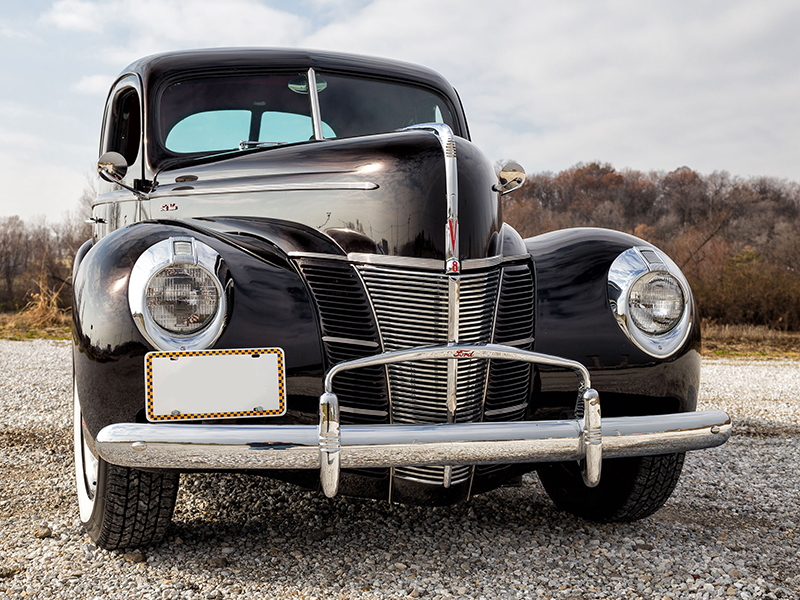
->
xmin=314 ymin=73 xmax=455 ymax=138
xmin=158 ymin=71 xmax=456 ymax=155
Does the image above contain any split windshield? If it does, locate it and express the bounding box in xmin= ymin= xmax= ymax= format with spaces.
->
xmin=159 ymin=72 xmax=456 ymax=155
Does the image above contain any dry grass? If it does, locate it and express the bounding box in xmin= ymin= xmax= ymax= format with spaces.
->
xmin=702 ymin=322 xmax=800 ymax=357
xmin=0 ymin=312 xmax=71 ymax=341
xmin=0 ymin=270 xmax=71 ymax=341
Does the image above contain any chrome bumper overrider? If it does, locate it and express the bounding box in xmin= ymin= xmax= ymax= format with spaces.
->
xmin=95 ymin=344 xmax=731 ymax=498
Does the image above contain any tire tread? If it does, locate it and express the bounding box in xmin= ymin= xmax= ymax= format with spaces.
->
xmin=95 ymin=463 xmax=179 ymax=550
xmin=538 ymin=453 xmax=685 ymax=523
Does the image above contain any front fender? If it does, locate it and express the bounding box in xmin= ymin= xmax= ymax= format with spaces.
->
xmin=527 ymin=227 xmax=700 ymax=416
xmin=72 ymin=221 xmax=324 ymax=438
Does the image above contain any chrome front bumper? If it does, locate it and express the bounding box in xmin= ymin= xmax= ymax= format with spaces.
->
xmin=94 ymin=344 xmax=731 ymax=498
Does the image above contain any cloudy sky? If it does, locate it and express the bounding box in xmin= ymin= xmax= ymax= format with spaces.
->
xmin=1 ymin=0 xmax=799 ymax=220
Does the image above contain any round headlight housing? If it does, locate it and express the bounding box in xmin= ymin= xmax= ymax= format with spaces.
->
xmin=129 ymin=237 xmax=228 ymax=351
xmin=608 ymin=246 xmax=693 ymax=358
xmin=145 ymin=264 xmax=220 ymax=335
xmin=628 ymin=271 xmax=685 ymax=335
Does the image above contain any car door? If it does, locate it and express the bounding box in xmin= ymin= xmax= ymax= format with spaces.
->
xmin=91 ymin=74 xmax=149 ymax=240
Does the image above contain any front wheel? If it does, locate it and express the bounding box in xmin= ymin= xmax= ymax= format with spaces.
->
xmin=537 ymin=453 xmax=685 ymax=522
xmin=74 ymin=384 xmax=179 ymax=549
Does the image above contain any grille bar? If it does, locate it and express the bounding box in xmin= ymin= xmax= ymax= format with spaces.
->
xmin=300 ymin=259 xmax=536 ymax=487
xmin=359 ymin=265 xmax=500 ymax=484
xmin=477 ymin=263 xmax=535 ymax=478
xmin=298 ymin=260 xmax=388 ymax=425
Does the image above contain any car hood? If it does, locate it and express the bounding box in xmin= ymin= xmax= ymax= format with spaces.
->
xmin=152 ymin=130 xmax=501 ymax=262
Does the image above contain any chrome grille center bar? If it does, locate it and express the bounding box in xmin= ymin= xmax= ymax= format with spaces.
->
xmin=358 ymin=266 xmax=500 ymax=487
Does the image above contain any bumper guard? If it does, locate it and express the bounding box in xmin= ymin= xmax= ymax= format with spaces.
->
xmin=95 ymin=344 xmax=731 ymax=498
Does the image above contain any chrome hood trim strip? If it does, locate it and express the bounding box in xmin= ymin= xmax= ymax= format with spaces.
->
xmin=151 ymin=181 xmax=379 ymax=198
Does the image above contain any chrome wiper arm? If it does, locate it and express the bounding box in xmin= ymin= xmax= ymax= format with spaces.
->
xmin=238 ymin=140 xmax=283 ymax=150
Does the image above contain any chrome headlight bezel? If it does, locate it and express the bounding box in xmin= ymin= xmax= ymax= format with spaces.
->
xmin=129 ymin=237 xmax=227 ymax=351
xmin=608 ymin=246 xmax=693 ymax=358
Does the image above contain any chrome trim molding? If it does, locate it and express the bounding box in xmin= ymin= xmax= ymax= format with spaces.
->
xmin=288 ymin=252 xmax=348 ymax=261
xmin=151 ymin=181 xmax=379 ymax=199
xmin=404 ymin=124 xmax=460 ymax=274
xmin=128 ymin=237 xmax=227 ymax=351
xmin=347 ymin=253 xmax=445 ymax=270
xmin=608 ymin=246 xmax=694 ymax=358
xmin=460 ymin=255 xmax=503 ymax=269
xmin=460 ymin=254 xmax=530 ymax=269
xmin=321 ymin=335 xmax=380 ymax=348
xmin=285 ymin=253 xmax=531 ymax=271
xmin=444 ymin=275 xmax=461 ymax=488
xmin=499 ymin=336 xmax=535 ymax=348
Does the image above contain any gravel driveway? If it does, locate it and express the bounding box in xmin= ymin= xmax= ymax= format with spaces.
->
xmin=0 ymin=340 xmax=798 ymax=599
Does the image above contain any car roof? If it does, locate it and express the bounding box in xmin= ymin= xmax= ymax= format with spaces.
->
xmin=124 ymin=47 xmax=460 ymax=102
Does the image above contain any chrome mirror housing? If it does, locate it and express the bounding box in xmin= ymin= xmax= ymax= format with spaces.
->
xmin=493 ymin=161 xmax=526 ymax=195
xmin=97 ymin=151 xmax=149 ymax=199
xmin=97 ymin=151 xmax=128 ymax=183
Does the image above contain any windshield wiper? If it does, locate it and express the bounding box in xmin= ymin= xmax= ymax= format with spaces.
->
xmin=238 ymin=141 xmax=284 ymax=150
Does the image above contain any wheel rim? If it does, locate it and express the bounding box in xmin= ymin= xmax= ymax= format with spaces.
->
xmin=73 ymin=381 xmax=99 ymax=523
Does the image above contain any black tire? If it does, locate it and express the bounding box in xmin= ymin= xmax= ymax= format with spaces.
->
xmin=537 ymin=453 xmax=685 ymax=522
xmin=84 ymin=459 xmax=179 ymax=550
xmin=75 ymin=387 xmax=179 ymax=549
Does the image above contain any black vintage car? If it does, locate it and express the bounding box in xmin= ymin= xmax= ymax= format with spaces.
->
xmin=73 ymin=48 xmax=731 ymax=549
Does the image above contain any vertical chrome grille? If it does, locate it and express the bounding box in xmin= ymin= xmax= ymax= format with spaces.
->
xmin=298 ymin=260 xmax=388 ymax=424
xmin=484 ymin=264 xmax=535 ymax=421
xmin=358 ymin=265 xmax=500 ymax=485
xmin=299 ymin=259 xmax=535 ymax=488
xmin=477 ymin=263 xmax=535 ymax=478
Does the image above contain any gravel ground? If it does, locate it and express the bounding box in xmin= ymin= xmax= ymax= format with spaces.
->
xmin=0 ymin=340 xmax=798 ymax=599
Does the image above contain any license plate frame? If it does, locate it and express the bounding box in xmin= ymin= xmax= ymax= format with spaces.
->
xmin=145 ymin=348 xmax=286 ymax=422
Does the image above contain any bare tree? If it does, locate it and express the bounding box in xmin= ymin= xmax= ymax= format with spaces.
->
xmin=0 ymin=216 xmax=30 ymax=304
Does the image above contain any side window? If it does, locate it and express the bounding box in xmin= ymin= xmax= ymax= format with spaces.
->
xmin=107 ymin=88 xmax=141 ymax=166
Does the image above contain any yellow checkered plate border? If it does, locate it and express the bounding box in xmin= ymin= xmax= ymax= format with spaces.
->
xmin=145 ymin=348 xmax=286 ymax=421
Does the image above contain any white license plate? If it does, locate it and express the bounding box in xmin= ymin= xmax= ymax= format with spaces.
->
xmin=145 ymin=348 xmax=286 ymax=421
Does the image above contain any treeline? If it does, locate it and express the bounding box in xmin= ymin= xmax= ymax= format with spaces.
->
xmin=503 ymin=163 xmax=800 ymax=330
xmin=0 ymin=189 xmax=91 ymax=311
xmin=1 ymin=164 xmax=799 ymax=330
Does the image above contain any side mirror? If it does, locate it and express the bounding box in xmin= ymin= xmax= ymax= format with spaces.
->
xmin=96 ymin=151 xmax=149 ymax=199
xmin=97 ymin=151 xmax=128 ymax=183
xmin=493 ymin=161 xmax=526 ymax=195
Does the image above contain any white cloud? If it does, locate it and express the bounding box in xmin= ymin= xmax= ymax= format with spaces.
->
xmin=0 ymin=126 xmax=41 ymax=151
xmin=0 ymin=151 xmax=87 ymax=219
xmin=72 ymin=74 xmax=115 ymax=95
xmin=14 ymin=0 xmax=800 ymax=212
xmin=1 ymin=24 xmax=35 ymax=40
xmin=40 ymin=0 xmax=103 ymax=32
xmin=297 ymin=0 xmax=800 ymax=179
xmin=54 ymin=0 xmax=312 ymax=66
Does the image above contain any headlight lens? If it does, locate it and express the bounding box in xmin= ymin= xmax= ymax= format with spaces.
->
xmin=628 ymin=271 xmax=685 ymax=335
xmin=145 ymin=264 xmax=220 ymax=335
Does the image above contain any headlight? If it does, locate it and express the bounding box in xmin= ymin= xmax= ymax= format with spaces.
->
xmin=608 ymin=247 xmax=693 ymax=357
xmin=146 ymin=265 xmax=220 ymax=334
xmin=129 ymin=237 xmax=228 ymax=351
xmin=628 ymin=271 xmax=685 ymax=335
